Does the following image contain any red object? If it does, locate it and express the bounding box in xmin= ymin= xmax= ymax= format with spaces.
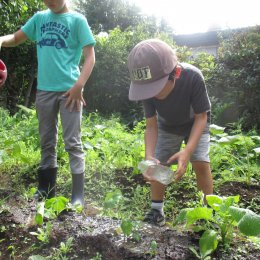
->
xmin=0 ymin=59 xmax=7 ymax=88
xmin=175 ymin=66 xmax=182 ymax=79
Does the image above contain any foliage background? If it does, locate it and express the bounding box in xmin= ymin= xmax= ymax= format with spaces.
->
xmin=0 ymin=0 xmax=259 ymax=131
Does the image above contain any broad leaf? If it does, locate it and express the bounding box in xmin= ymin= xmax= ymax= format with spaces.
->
xmin=229 ymin=206 xmax=247 ymax=222
xmin=206 ymin=195 xmax=223 ymax=211
xmin=45 ymin=196 xmax=69 ymax=217
xmin=199 ymin=230 xmax=218 ymax=258
xmin=121 ymin=219 xmax=133 ymax=236
xmin=186 ymin=207 xmax=213 ymax=225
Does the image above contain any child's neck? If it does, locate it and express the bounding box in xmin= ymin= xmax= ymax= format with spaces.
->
xmin=52 ymin=5 xmax=69 ymax=14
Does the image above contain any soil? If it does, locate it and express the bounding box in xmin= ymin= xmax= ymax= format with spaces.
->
xmin=0 ymin=177 xmax=260 ymax=259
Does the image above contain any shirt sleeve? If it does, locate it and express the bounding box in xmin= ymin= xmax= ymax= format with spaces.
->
xmin=77 ymin=15 xmax=96 ymax=48
xmin=143 ymin=99 xmax=156 ymax=118
xmin=190 ymin=72 xmax=211 ymax=114
xmin=21 ymin=13 xmax=39 ymax=41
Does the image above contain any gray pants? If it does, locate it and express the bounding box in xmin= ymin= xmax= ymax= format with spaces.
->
xmin=35 ymin=90 xmax=85 ymax=174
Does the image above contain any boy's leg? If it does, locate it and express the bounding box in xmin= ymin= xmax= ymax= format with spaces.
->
xmin=190 ymin=132 xmax=213 ymax=199
xmin=35 ymin=91 xmax=59 ymax=199
xmin=192 ymin=162 xmax=213 ymax=195
xmin=59 ymin=95 xmax=85 ymax=206
xmin=59 ymin=95 xmax=85 ymax=174
xmin=144 ymin=130 xmax=183 ymax=226
xmin=36 ymin=90 xmax=59 ymax=169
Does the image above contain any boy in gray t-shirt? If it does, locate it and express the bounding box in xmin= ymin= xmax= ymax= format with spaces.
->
xmin=128 ymin=39 xmax=213 ymax=226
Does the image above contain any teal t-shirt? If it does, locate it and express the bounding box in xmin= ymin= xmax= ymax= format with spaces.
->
xmin=21 ymin=10 xmax=96 ymax=91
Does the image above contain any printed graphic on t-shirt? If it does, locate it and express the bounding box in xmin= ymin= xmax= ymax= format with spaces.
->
xmin=38 ymin=21 xmax=70 ymax=49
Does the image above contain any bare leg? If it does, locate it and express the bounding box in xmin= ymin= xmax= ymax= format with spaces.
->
xmin=192 ymin=161 xmax=213 ymax=201
xmin=151 ymin=182 xmax=166 ymax=201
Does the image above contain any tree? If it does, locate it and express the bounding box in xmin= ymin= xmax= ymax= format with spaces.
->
xmin=84 ymin=26 xmax=180 ymax=123
xmin=75 ymin=0 xmax=156 ymax=33
xmin=208 ymin=26 xmax=260 ymax=130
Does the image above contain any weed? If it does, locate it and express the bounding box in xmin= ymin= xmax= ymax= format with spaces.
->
xmin=51 ymin=237 xmax=74 ymax=260
xmin=30 ymin=221 xmax=52 ymax=244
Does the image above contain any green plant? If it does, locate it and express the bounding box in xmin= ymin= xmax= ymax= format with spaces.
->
xmin=175 ymin=195 xmax=260 ymax=259
xmin=149 ymin=240 xmax=158 ymax=256
xmin=30 ymin=221 xmax=52 ymax=244
xmin=34 ymin=196 xmax=70 ymax=226
xmin=52 ymin=237 xmax=74 ymax=260
xmin=210 ymin=124 xmax=260 ymax=185
xmin=90 ymin=252 xmax=102 ymax=260
xmin=103 ymin=189 xmax=141 ymax=241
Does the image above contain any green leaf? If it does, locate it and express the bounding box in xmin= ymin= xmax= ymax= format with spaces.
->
xmin=229 ymin=206 xmax=247 ymax=222
xmin=45 ymin=196 xmax=69 ymax=216
xmin=199 ymin=230 xmax=218 ymax=258
xmin=210 ymin=124 xmax=225 ymax=135
xmin=120 ymin=219 xmax=133 ymax=236
xmin=206 ymin=195 xmax=223 ymax=211
xmin=189 ymin=246 xmax=200 ymax=259
xmin=207 ymin=195 xmax=239 ymax=212
xmin=174 ymin=208 xmax=192 ymax=225
xmin=104 ymin=190 xmax=123 ymax=209
xmin=238 ymin=211 xmax=260 ymax=236
xmin=229 ymin=206 xmax=260 ymax=236
xmin=219 ymin=195 xmax=240 ymax=213
xmin=35 ymin=201 xmax=45 ymax=226
xmin=13 ymin=143 xmax=22 ymax=157
xmin=186 ymin=207 xmax=213 ymax=225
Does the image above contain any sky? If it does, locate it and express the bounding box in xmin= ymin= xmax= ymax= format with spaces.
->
xmin=130 ymin=0 xmax=260 ymax=34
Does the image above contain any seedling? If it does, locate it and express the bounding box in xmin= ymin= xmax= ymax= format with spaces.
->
xmin=52 ymin=237 xmax=74 ymax=260
xmin=30 ymin=221 xmax=52 ymax=244
xmin=149 ymin=240 xmax=158 ymax=256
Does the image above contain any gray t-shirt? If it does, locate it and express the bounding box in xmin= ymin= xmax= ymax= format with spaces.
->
xmin=143 ymin=63 xmax=211 ymax=136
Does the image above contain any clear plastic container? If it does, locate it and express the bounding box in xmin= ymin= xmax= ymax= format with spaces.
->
xmin=138 ymin=160 xmax=175 ymax=185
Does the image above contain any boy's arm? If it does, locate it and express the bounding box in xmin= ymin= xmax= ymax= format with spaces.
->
xmin=0 ymin=30 xmax=28 ymax=49
xmin=168 ymin=111 xmax=208 ymax=181
xmin=64 ymin=45 xmax=95 ymax=112
xmin=145 ymin=115 xmax=158 ymax=161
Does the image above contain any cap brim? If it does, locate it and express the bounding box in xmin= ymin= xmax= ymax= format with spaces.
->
xmin=129 ymin=75 xmax=169 ymax=101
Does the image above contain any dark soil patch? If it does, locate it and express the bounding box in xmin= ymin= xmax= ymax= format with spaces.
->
xmin=0 ymin=174 xmax=259 ymax=259
xmin=218 ymin=181 xmax=260 ymax=214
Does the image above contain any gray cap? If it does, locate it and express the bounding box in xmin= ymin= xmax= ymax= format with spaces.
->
xmin=128 ymin=39 xmax=177 ymax=101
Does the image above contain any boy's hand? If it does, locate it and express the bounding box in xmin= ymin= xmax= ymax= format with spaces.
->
xmin=63 ymin=84 xmax=86 ymax=112
xmin=167 ymin=149 xmax=190 ymax=182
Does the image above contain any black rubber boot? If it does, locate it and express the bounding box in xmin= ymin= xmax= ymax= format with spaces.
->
xmin=71 ymin=173 xmax=84 ymax=207
xmin=34 ymin=167 xmax=57 ymax=200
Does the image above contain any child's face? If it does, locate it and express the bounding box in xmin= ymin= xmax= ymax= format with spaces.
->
xmin=43 ymin=0 xmax=68 ymax=14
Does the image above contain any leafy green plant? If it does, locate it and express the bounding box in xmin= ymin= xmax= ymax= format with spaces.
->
xmin=175 ymin=195 xmax=260 ymax=259
xmin=52 ymin=237 xmax=74 ymax=260
xmin=210 ymin=124 xmax=260 ymax=185
xmin=103 ymin=189 xmax=141 ymax=241
xmin=30 ymin=221 xmax=52 ymax=244
xmin=35 ymin=196 xmax=70 ymax=225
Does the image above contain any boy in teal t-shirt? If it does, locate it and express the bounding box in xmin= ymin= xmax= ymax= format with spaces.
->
xmin=0 ymin=0 xmax=96 ymax=207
